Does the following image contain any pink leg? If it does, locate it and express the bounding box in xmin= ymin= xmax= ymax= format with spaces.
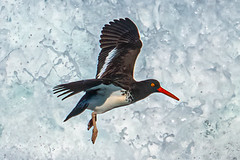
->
xmin=89 ymin=112 xmax=98 ymax=144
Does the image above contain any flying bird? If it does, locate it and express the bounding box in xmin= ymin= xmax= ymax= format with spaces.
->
xmin=53 ymin=18 xmax=179 ymax=144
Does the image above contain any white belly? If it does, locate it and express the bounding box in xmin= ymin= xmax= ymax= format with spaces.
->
xmin=86 ymin=84 xmax=131 ymax=113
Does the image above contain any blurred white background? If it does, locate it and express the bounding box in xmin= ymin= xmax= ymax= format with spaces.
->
xmin=0 ymin=0 xmax=240 ymax=159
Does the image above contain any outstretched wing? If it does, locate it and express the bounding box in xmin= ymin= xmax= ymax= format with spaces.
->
xmin=96 ymin=18 xmax=142 ymax=80
xmin=53 ymin=79 xmax=104 ymax=100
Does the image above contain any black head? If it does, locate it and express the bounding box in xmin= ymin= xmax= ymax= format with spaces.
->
xmin=134 ymin=79 xmax=179 ymax=101
xmin=143 ymin=79 xmax=161 ymax=93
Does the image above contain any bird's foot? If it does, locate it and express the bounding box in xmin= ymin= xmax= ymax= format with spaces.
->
xmin=87 ymin=112 xmax=97 ymax=130
xmin=88 ymin=112 xmax=98 ymax=144
xmin=87 ymin=119 xmax=93 ymax=130
xmin=91 ymin=126 xmax=98 ymax=144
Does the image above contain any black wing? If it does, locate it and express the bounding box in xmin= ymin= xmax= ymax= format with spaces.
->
xmin=96 ymin=18 xmax=142 ymax=81
xmin=53 ymin=79 xmax=104 ymax=100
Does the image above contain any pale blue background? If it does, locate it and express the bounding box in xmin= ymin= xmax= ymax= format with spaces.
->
xmin=0 ymin=0 xmax=240 ymax=159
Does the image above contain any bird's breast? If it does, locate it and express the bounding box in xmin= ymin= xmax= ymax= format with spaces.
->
xmin=87 ymin=84 xmax=134 ymax=113
xmin=93 ymin=90 xmax=131 ymax=113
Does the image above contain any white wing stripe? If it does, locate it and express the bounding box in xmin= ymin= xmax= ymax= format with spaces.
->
xmin=97 ymin=48 xmax=117 ymax=78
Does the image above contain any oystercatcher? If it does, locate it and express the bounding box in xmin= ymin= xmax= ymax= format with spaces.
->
xmin=53 ymin=18 xmax=179 ymax=144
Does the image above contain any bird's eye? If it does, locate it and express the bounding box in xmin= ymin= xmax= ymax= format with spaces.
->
xmin=151 ymin=83 xmax=155 ymax=87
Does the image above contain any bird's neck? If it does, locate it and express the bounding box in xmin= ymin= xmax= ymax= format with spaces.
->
xmin=130 ymin=81 xmax=153 ymax=102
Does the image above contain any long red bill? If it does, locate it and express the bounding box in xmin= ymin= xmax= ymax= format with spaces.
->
xmin=157 ymin=87 xmax=179 ymax=101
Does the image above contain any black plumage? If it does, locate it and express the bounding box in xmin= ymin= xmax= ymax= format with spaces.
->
xmin=96 ymin=18 xmax=142 ymax=80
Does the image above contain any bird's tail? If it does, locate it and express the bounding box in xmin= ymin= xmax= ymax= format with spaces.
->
xmin=63 ymin=97 xmax=89 ymax=122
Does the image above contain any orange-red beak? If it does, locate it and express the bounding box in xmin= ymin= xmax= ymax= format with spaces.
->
xmin=157 ymin=87 xmax=179 ymax=101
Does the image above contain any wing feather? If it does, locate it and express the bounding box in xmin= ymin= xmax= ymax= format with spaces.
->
xmin=96 ymin=18 xmax=142 ymax=80
xmin=53 ymin=79 xmax=103 ymax=100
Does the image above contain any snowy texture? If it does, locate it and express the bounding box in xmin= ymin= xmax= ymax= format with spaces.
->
xmin=1 ymin=0 xmax=240 ymax=159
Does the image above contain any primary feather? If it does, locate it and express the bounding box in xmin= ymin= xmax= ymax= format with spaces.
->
xmin=96 ymin=18 xmax=142 ymax=80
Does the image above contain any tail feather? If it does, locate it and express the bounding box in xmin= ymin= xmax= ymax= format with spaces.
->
xmin=63 ymin=99 xmax=89 ymax=122
xmin=63 ymin=89 xmax=99 ymax=122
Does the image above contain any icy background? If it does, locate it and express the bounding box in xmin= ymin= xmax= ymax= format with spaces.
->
xmin=1 ymin=0 xmax=240 ymax=159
